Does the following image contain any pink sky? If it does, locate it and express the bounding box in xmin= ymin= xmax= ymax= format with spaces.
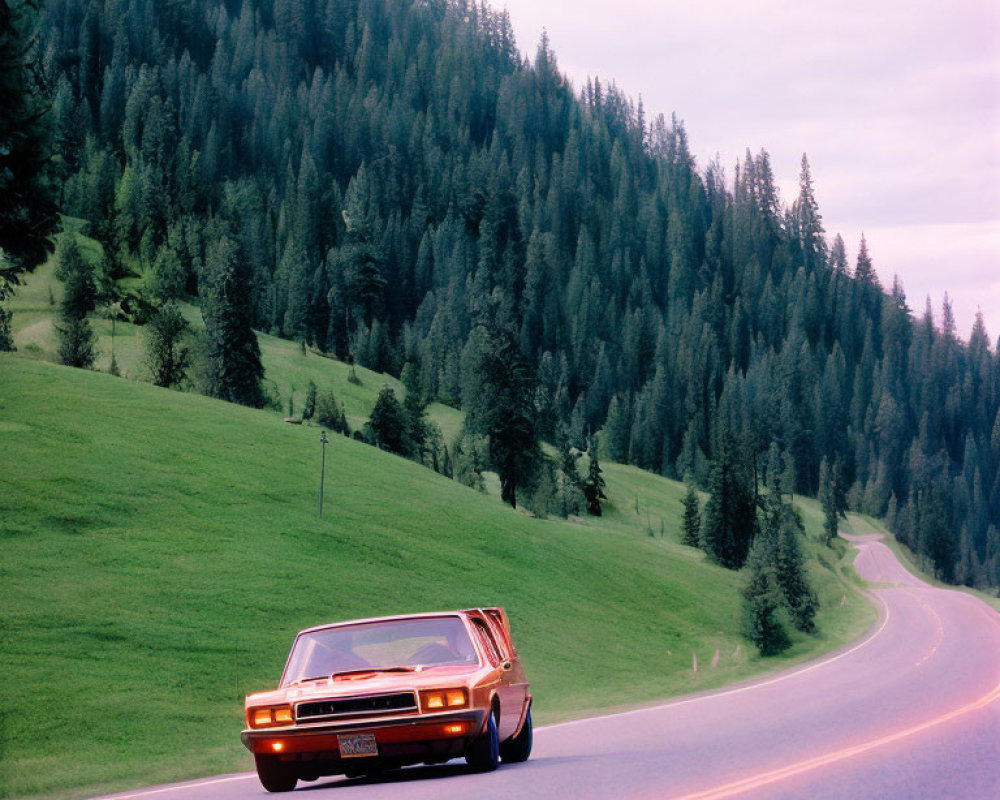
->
xmin=500 ymin=0 xmax=1000 ymax=342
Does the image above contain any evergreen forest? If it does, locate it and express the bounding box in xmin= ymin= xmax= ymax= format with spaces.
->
xmin=7 ymin=0 xmax=1000 ymax=588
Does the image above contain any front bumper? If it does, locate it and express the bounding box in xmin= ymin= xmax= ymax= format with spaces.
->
xmin=241 ymin=708 xmax=486 ymax=756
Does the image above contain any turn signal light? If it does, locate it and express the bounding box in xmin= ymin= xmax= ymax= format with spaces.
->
xmin=420 ymin=688 xmax=468 ymax=710
xmin=249 ymin=705 xmax=294 ymax=728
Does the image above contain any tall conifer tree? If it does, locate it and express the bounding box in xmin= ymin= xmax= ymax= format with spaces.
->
xmin=200 ymin=235 xmax=265 ymax=408
xmin=682 ymin=482 xmax=701 ymax=547
xmin=792 ymin=153 xmax=826 ymax=272
xmin=702 ymin=432 xmax=757 ymax=569
xmin=55 ymin=237 xmax=97 ymax=369
xmin=854 ymin=233 xmax=880 ymax=289
xmin=463 ymin=307 xmax=540 ymax=509
xmin=0 ymin=0 xmax=58 ymax=295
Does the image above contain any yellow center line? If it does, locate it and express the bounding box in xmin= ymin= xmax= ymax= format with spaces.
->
xmin=914 ymin=600 xmax=944 ymax=667
xmin=664 ymin=588 xmax=1000 ymax=800
xmin=663 ymin=679 xmax=1000 ymax=800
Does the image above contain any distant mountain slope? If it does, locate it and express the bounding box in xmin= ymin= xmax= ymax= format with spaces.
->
xmin=0 ymin=354 xmax=872 ymax=799
xmin=29 ymin=0 xmax=1000 ymax=584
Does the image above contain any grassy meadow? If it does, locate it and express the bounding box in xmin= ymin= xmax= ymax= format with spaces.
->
xmin=0 ymin=355 xmax=878 ymax=799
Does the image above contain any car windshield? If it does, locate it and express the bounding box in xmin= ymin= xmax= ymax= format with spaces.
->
xmin=282 ymin=616 xmax=479 ymax=686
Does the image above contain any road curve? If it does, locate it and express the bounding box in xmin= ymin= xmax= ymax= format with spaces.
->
xmin=96 ymin=535 xmax=1000 ymax=800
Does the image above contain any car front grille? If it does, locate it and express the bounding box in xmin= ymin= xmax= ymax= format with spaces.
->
xmin=296 ymin=692 xmax=418 ymax=722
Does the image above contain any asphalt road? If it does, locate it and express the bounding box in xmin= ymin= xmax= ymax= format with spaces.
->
xmin=98 ymin=534 xmax=1000 ymax=800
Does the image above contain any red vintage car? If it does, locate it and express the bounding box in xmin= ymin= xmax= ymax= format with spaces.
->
xmin=241 ymin=607 xmax=532 ymax=792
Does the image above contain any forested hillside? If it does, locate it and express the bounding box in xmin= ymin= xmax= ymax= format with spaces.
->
xmin=22 ymin=0 xmax=1000 ymax=586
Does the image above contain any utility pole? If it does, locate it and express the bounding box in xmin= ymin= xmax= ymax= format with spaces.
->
xmin=318 ymin=430 xmax=329 ymax=518
xmin=107 ymin=300 xmax=122 ymax=375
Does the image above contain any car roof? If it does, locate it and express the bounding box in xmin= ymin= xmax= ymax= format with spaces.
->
xmin=295 ymin=609 xmax=487 ymax=637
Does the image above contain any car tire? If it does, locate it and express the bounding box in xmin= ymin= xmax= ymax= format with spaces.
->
xmin=465 ymin=711 xmax=499 ymax=772
xmin=254 ymin=753 xmax=298 ymax=793
xmin=499 ymin=706 xmax=532 ymax=763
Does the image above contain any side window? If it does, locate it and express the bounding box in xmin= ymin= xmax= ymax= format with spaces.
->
xmin=472 ymin=620 xmax=501 ymax=665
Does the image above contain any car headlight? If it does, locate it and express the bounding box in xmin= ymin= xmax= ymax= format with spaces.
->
xmin=248 ymin=705 xmax=294 ymax=728
xmin=420 ymin=688 xmax=468 ymax=710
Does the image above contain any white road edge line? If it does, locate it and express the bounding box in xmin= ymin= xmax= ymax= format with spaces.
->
xmin=537 ymin=543 xmax=890 ymax=733
xmin=93 ymin=774 xmax=256 ymax=800
xmin=664 ymin=588 xmax=1000 ymax=800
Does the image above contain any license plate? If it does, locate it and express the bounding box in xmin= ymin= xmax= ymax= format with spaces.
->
xmin=338 ymin=733 xmax=378 ymax=758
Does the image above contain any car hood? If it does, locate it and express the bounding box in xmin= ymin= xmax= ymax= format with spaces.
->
xmin=246 ymin=664 xmax=487 ymax=707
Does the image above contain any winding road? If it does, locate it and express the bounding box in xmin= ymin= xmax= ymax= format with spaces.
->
xmin=98 ymin=534 xmax=1000 ymax=800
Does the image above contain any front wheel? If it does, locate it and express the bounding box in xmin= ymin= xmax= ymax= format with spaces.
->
xmin=465 ymin=711 xmax=499 ymax=772
xmin=254 ymin=753 xmax=298 ymax=793
xmin=499 ymin=706 xmax=532 ymax=763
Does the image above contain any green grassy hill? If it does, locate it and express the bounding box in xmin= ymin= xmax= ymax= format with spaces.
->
xmin=0 ymin=354 xmax=875 ymax=800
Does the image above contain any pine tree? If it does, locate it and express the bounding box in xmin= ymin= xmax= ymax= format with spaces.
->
xmin=0 ymin=301 xmax=15 ymax=350
xmin=55 ymin=236 xmax=97 ymax=369
xmin=401 ymin=362 xmax=429 ymax=461
xmin=828 ymin=233 xmax=848 ymax=273
xmin=818 ymin=458 xmax=839 ymax=546
xmin=0 ymin=0 xmax=59 ymax=296
xmin=756 ymin=467 xmax=817 ymax=632
xmin=854 ymin=234 xmax=880 ymax=290
xmin=557 ymin=444 xmax=583 ymax=517
xmin=792 ymin=153 xmax=827 ymax=272
xmin=337 ymin=167 xmax=386 ymax=328
xmin=525 ymin=457 xmax=559 ymax=519
xmin=143 ymin=303 xmax=189 ymax=388
xmin=441 ymin=444 xmax=454 ymax=480
xmin=199 ymin=235 xmax=265 ymax=408
xmin=917 ymin=486 xmax=957 ymax=583
xmin=150 ymin=245 xmax=187 ymax=303
xmin=582 ymin=446 xmax=607 ymax=516
xmin=315 ymin=388 xmax=349 ymax=435
xmin=775 ymin=508 xmax=818 ymax=632
xmin=57 ymin=314 xmax=96 ymax=368
xmin=741 ymin=529 xmax=789 ymax=656
xmin=702 ymin=432 xmax=757 ymax=569
xmin=366 ymin=386 xmax=408 ymax=455
xmin=602 ymin=395 xmax=631 ymax=462
xmin=55 ymin=237 xmax=96 ymax=319
xmin=453 ymin=433 xmax=487 ymax=493
xmin=302 ymin=380 xmax=318 ymax=421
xmin=462 ymin=310 xmax=540 ymax=508
xmin=682 ymin=481 xmax=701 ymax=547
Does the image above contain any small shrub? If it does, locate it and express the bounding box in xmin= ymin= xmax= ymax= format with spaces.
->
xmin=0 ymin=305 xmax=15 ymax=352
xmin=302 ymin=381 xmax=317 ymax=420
xmin=316 ymin=389 xmax=350 ymax=435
